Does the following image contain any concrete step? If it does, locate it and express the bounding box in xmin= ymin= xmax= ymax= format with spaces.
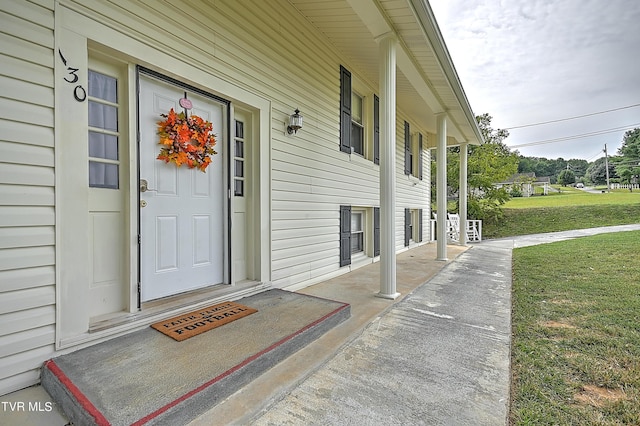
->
xmin=41 ymin=289 xmax=350 ymax=426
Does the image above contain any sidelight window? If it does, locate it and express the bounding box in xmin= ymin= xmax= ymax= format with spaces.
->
xmin=88 ymin=70 xmax=120 ymax=189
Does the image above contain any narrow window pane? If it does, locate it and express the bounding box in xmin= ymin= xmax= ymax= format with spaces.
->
xmin=235 ymin=140 xmax=244 ymax=158
xmin=351 ymin=212 xmax=362 ymax=232
xmin=235 ymin=120 xmax=244 ymax=139
xmin=350 ymin=233 xmax=363 ymax=254
xmin=351 ymin=124 xmax=364 ymax=155
xmin=351 ymin=92 xmax=362 ymax=124
xmin=89 ymin=101 xmax=118 ymax=131
xmin=89 ymin=161 xmax=119 ymax=189
xmin=235 ymin=159 xmax=244 ymax=178
xmin=409 ymin=211 xmax=414 ymax=241
xmin=89 ymin=132 xmax=118 ymax=160
xmin=88 ymin=70 xmax=117 ymax=103
xmin=234 ymin=179 xmax=244 ymax=196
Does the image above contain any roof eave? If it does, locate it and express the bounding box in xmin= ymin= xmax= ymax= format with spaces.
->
xmin=408 ymin=0 xmax=484 ymax=145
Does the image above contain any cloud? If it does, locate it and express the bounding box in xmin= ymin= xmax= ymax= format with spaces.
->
xmin=429 ymin=0 xmax=640 ymax=159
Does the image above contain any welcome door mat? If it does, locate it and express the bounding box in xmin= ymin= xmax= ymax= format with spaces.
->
xmin=151 ymin=301 xmax=258 ymax=341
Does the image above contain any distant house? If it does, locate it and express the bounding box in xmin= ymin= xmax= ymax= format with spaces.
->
xmin=0 ymin=0 xmax=483 ymax=395
xmin=495 ymin=173 xmax=550 ymax=197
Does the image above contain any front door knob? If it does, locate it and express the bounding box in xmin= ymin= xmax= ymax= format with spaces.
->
xmin=140 ymin=179 xmax=157 ymax=193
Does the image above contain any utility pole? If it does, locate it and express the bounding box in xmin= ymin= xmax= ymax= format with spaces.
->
xmin=604 ymin=144 xmax=610 ymax=193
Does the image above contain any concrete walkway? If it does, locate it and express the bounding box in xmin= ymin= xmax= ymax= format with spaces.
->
xmin=251 ymin=240 xmax=512 ymax=426
xmin=494 ymin=224 xmax=640 ymax=248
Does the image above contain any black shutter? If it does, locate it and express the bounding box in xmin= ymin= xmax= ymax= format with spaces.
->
xmin=404 ymin=121 xmax=411 ymax=175
xmin=339 ymin=66 xmax=352 ymax=153
xmin=339 ymin=205 xmax=351 ymax=266
xmin=373 ymin=207 xmax=380 ymax=256
xmin=404 ymin=208 xmax=411 ymax=247
xmin=418 ymin=209 xmax=423 ymax=242
xmin=373 ymin=94 xmax=380 ymax=165
xmin=418 ymin=133 xmax=423 ymax=180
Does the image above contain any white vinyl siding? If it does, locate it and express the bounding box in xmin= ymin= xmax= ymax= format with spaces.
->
xmin=0 ymin=0 xmax=56 ymax=395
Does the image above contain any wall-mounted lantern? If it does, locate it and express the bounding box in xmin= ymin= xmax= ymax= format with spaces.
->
xmin=286 ymin=108 xmax=303 ymax=135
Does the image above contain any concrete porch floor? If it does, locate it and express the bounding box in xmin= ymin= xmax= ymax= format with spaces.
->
xmin=192 ymin=242 xmax=468 ymax=424
xmin=0 ymin=242 xmax=466 ymax=426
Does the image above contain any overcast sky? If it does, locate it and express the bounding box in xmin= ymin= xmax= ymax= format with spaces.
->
xmin=429 ymin=0 xmax=640 ymax=162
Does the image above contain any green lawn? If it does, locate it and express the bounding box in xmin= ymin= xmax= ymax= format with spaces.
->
xmin=483 ymin=191 xmax=640 ymax=239
xmin=510 ymin=231 xmax=640 ymax=425
xmin=504 ymin=188 xmax=640 ymax=209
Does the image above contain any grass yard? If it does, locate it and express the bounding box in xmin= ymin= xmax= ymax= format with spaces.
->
xmin=510 ymin=231 xmax=640 ymax=425
xmin=483 ymin=191 xmax=640 ymax=239
xmin=504 ymin=188 xmax=640 ymax=209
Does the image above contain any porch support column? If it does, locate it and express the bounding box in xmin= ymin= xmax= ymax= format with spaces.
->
xmin=377 ymin=33 xmax=400 ymax=300
xmin=459 ymin=142 xmax=468 ymax=244
xmin=436 ymin=113 xmax=448 ymax=261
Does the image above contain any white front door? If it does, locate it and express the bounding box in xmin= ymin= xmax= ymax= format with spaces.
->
xmin=138 ymin=74 xmax=227 ymax=302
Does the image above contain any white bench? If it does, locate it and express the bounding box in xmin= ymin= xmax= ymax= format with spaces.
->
xmin=430 ymin=213 xmax=482 ymax=243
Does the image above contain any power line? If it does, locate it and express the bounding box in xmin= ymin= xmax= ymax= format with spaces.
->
xmin=508 ymin=123 xmax=640 ymax=148
xmin=503 ymin=103 xmax=640 ymax=130
xmin=585 ymin=150 xmax=603 ymax=162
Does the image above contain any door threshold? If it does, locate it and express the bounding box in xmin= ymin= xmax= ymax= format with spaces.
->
xmin=89 ymin=281 xmax=267 ymax=332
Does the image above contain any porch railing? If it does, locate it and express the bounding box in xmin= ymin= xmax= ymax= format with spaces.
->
xmin=429 ymin=214 xmax=482 ymax=243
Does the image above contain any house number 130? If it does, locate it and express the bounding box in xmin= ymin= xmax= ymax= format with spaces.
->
xmin=58 ymin=49 xmax=87 ymax=102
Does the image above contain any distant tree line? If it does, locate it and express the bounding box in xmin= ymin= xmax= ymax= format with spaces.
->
xmin=518 ymin=128 xmax=640 ymax=186
xmin=518 ymin=157 xmax=587 ymax=185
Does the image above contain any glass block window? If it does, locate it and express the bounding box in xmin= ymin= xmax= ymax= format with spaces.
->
xmin=88 ymin=70 xmax=120 ymax=189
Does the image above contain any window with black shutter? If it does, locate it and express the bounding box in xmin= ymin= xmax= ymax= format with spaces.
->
xmin=340 ymin=66 xmax=352 ymax=154
xmin=339 ymin=205 xmax=351 ymax=266
xmin=404 ymin=121 xmax=412 ymax=175
xmin=418 ymin=208 xmax=423 ymax=242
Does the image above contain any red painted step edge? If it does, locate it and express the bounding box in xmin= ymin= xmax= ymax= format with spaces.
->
xmin=44 ymin=359 xmax=110 ymax=426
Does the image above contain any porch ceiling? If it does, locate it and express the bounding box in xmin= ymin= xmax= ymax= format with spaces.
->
xmin=288 ymin=0 xmax=483 ymax=146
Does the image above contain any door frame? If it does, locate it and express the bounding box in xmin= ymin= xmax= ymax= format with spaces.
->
xmin=135 ymin=67 xmax=232 ymax=306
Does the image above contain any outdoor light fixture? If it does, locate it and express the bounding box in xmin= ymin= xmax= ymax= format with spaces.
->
xmin=286 ymin=108 xmax=303 ymax=135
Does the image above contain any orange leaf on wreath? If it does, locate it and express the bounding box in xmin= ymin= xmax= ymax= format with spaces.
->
xmin=166 ymin=108 xmax=177 ymax=125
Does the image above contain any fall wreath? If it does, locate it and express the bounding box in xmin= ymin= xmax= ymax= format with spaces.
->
xmin=157 ymin=108 xmax=217 ymax=171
